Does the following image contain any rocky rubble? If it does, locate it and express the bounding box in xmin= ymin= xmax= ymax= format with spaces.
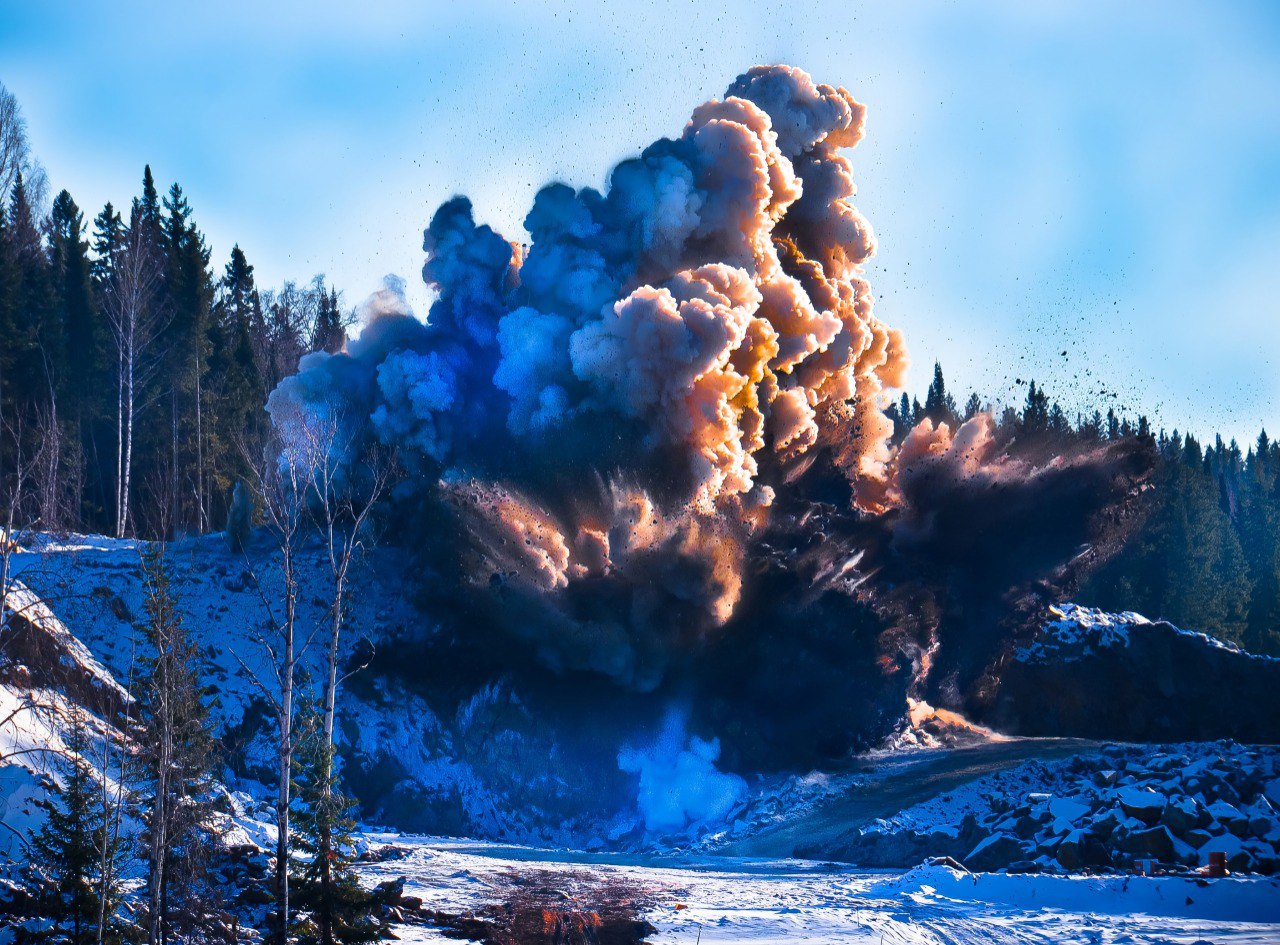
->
xmin=821 ymin=742 xmax=1280 ymax=874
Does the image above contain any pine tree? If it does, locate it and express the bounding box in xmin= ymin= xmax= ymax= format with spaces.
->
xmin=50 ymin=190 xmax=107 ymax=527
xmin=90 ymin=203 xmax=124 ymax=287
xmin=29 ymin=711 xmax=103 ymax=945
xmin=150 ymin=180 xmax=214 ymax=536
xmin=136 ymin=545 xmax=221 ymax=945
xmin=923 ymin=362 xmax=956 ymax=427
xmin=291 ymin=696 xmax=387 ymax=945
xmin=1020 ymin=380 xmax=1050 ymax=436
xmin=311 ymin=288 xmax=346 ymax=355
xmin=206 ymin=246 xmax=265 ymax=525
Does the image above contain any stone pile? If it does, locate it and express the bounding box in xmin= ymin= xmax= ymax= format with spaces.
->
xmin=837 ymin=742 xmax=1280 ymax=874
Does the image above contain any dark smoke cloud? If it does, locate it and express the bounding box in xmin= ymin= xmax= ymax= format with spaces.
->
xmin=269 ymin=66 xmax=1154 ymax=790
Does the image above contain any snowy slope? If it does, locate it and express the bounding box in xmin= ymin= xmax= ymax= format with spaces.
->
xmin=2 ymin=532 xmax=622 ymax=844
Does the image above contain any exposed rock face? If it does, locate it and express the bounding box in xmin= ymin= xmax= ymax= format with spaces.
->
xmin=977 ymin=605 xmax=1280 ymax=744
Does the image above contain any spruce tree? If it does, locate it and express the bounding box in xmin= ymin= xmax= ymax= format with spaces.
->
xmin=311 ymin=287 xmax=346 ymax=355
xmin=5 ymin=172 xmax=55 ymax=409
xmin=0 ymin=191 xmax=17 ymax=429
xmin=923 ymin=362 xmax=957 ymax=427
xmin=1020 ymin=380 xmax=1050 ymax=437
xmin=1241 ymin=456 xmax=1280 ymax=655
xmin=29 ymin=711 xmax=102 ymax=945
xmin=136 ymin=545 xmax=221 ymax=945
xmin=50 ymin=190 xmax=106 ymax=527
xmin=90 ymin=203 xmax=124 ymax=287
xmin=291 ymin=696 xmax=387 ymax=945
xmin=206 ymin=246 xmax=265 ymax=524
xmin=151 ymin=181 xmax=214 ymax=535
xmin=1082 ymin=456 xmax=1251 ymax=643
xmin=137 ymin=167 xmax=162 ymax=243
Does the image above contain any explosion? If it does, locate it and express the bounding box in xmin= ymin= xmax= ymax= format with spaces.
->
xmin=268 ymin=65 xmax=1153 ymax=787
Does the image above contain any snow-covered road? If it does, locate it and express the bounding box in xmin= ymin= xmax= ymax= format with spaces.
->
xmin=354 ymin=836 xmax=1280 ymax=944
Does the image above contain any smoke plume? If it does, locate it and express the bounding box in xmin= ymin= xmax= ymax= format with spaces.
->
xmin=269 ymin=66 xmax=1154 ymax=792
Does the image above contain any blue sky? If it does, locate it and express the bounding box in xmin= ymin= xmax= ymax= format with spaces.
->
xmin=4 ymin=0 xmax=1278 ymax=443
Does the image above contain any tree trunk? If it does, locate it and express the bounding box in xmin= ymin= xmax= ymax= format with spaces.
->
xmin=320 ymin=822 xmax=333 ymax=945
xmin=276 ymin=618 xmax=293 ymax=945
xmin=194 ymin=348 xmax=205 ymax=533
xmin=114 ymin=346 xmax=124 ymax=539
xmin=170 ymin=392 xmax=178 ymax=539
xmin=147 ymin=728 xmax=170 ymax=945
xmin=121 ymin=341 xmax=135 ymax=539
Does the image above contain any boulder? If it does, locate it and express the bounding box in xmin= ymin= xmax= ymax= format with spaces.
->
xmin=1007 ymin=860 xmax=1041 ymax=874
xmin=964 ymin=832 xmax=1028 ymax=872
xmin=1048 ymin=796 xmax=1092 ymax=831
xmin=1161 ymin=796 xmax=1199 ymax=835
xmin=1266 ymin=778 xmax=1280 ymax=808
xmin=1206 ymin=800 xmax=1248 ymax=836
xmin=1089 ymin=806 xmax=1125 ymax=838
xmin=1119 ymin=788 xmax=1166 ymax=824
xmin=1056 ymin=829 xmax=1087 ymax=870
xmin=1200 ymin=833 xmax=1251 ymax=871
xmin=1184 ymin=828 xmax=1214 ymax=849
xmin=1012 ymin=814 xmax=1040 ymax=840
xmin=1118 ymin=825 xmax=1178 ymax=861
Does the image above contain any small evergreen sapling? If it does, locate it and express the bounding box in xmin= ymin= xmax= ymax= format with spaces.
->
xmin=290 ymin=694 xmax=387 ymax=945
xmin=136 ymin=545 xmax=223 ymax=945
xmin=27 ymin=708 xmax=129 ymax=945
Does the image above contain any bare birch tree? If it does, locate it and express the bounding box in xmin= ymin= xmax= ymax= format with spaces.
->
xmin=0 ymin=80 xmax=48 ymax=212
xmin=231 ymin=416 xmax=319 ymax=944
xmin=284 ymin=409 xmax=393 ymax=928
xmin=101 ymin=207 xmax=169 ymax=539
xmin=301 ymin=414 xmax=393 ymax=757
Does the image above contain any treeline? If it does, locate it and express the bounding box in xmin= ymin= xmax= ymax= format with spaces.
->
xmin=897 ymin=364 xmax=1280 ymax=654
xmin=0 ymin=82 xmax=348 ymax=541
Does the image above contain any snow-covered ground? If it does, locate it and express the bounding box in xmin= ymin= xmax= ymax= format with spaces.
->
xmin=353 ymin=835 xmax=1280 ymax=943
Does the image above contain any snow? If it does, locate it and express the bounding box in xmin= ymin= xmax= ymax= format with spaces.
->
xmin=0 ymin=765 xmax=44 ymax=864
xmin=352 ymin=835 xmax=1280 ymax=943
